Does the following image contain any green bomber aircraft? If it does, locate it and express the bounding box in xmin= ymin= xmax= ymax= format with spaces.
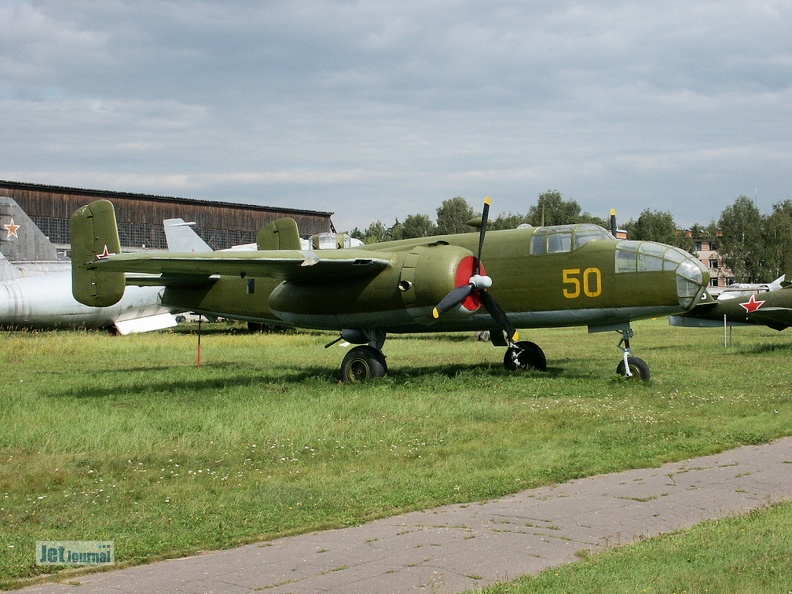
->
xmin=70 ymin=198 xmax=710 ymax=382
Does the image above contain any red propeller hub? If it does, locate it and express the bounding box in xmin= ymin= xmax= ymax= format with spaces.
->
xmin=456 ymin=256 xmax=485 ymax=312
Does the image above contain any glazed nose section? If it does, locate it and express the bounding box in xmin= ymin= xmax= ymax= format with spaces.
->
xmin=675 ymin=252 xmax=709 ymax=309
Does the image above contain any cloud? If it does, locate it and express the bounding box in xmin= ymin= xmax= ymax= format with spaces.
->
xmin=1 ymin=0 xmax=791 ymax=231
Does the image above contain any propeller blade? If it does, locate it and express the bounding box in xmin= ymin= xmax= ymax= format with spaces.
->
xmin=432 ymin=284 xmax=474 ymax=319
xmin=480 ymin=290 xmax=520 ymax=343
xmin=474 ymin=196 xmax=491 ymax=276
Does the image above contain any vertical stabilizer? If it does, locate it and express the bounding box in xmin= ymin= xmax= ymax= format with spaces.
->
xmin=163 ymin=219 xmax=213 ymax=252
xmin=257 ymin=218 xmax=302 ymax=250
xmin=70 ymin=200 xmax=125 ymax=307
xmin=0 ymin=197 xmax=61 ymax=262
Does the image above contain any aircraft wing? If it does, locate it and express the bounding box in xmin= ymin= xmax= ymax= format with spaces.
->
xmin=85 ymin=250 xmax=392 ymax=284
xmin=743 ymin=307 xmax=792 ymax=331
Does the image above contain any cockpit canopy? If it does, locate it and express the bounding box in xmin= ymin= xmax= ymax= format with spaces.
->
xmin=529 ymin=224 xmax=614 ymax=255
xmin=616 ymin=240 xmax=708 ymax=308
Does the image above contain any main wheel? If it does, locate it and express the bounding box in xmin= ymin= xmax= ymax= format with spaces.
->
xmin=616 ymin=356 xmax=651 ymax=381
xmin=340 ymin=345 xmax=388 ymax=383
xmin=503 ymin=341 xmax=547 ymax=371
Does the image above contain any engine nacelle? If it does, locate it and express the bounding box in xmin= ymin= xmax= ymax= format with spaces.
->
xmin=267 ymin=243 xmax=481 ymax=329
xmin=398 ymin=244 xmax=484 ymax=324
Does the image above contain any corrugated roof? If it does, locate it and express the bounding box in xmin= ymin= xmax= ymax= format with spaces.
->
xmin=0 ymin=179 xmax=334 ymax=218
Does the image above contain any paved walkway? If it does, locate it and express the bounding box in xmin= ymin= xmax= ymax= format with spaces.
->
xmin=15 ymin=437 xmax=792 ymax=594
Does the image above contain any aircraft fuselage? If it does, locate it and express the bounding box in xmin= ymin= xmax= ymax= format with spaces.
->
xmin=160 ymin=224 xmax=708 ymax=334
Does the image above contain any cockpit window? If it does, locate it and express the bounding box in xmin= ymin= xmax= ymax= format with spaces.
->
xmin=574 ymin=226 xmax=612 ymax=249
xmin=530 ymin=224 xmax=612 ymax=254
xmin=616 ymin=241 xmax=693 ymax=273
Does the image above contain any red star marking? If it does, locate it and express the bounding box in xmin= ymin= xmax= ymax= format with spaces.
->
xmin=96 ymin=245 xmax=115 ymax=259
xmin=739 ymin=294 xmax=765 ymax=313
xmin=3 ymin=218 xmax=20 ymax=239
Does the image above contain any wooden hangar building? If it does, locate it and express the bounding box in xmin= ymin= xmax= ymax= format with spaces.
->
xmin=0 ymin=180 xmax=334 ymax=252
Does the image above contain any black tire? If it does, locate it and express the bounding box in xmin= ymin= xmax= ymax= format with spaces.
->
xmin=340 ymin=345 xmax=388 ymax=383
xmin=503 ymin=341 xmax=547 ymax=371
xmin=616 ymin=356 xmax=651 ymax=381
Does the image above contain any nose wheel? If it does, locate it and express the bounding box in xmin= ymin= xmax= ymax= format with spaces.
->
xmin=616 ymin=328 xmax=651 ymax=381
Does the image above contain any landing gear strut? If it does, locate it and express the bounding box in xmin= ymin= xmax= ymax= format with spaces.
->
xmin=336 ymin=329 xmax=388 ymax=383
xmin=615 ymin=328 xmax=650 ymax=381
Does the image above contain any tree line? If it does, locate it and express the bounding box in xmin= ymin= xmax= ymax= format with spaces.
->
xmin=348 ymin=191 xmax=792 ymax=284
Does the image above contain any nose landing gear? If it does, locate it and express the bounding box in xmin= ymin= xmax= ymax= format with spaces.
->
xmin=615 ymin=327 xmax=650 ymax=381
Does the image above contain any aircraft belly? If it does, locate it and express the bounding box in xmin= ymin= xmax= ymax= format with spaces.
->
xmin=270 ymin=310 xmax=419 ymax=331
xmin=508 ymin=305 xmax=683 ymax=328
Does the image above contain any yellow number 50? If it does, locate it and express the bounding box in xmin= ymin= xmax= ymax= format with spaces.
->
xmin=562 ymin=268 xmax=602 ymax=298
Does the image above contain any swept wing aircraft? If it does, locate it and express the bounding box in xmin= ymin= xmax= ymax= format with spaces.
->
xmin=70 ymin=198 xmax=710 ymax=380
xmin=0 ymin=198 xmax=178 ymax=333
xmin=670 ymin=271 xmax=792 ymax=331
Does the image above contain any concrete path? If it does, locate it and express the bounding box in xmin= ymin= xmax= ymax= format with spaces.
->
xmin=16 ymin=437 xmax=792 ymax=594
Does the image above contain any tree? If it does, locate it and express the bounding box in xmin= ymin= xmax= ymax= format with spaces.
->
xmin=718 ymin=196 xmax=765 ymax=283
xmin=360 ymin=220 xmax=389 ymax=244
xmin=489 ymin=212 xmax=530 ymax=231
xmin=400 ymin=213 xmax=437 ymax=238
xmin=624 ymin=209 xmax=695 ymax=253
xmin=526 ymin=190 xmax=606 ymax=227
xmin=761 ymin=200 xmax=792 ymax=280
xmin=436 ymin=197 xmax=475 ymax=235
xmin=527 ymin=191 xmax=578 ymax=225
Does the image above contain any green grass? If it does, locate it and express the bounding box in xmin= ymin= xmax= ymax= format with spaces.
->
xmin=1 ymin=319 xmax=791 ymax=589
xmin=475 ymin=501 xmax=792 ymax=594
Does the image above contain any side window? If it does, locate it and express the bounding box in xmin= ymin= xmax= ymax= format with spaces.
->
xmin=531 ymin=234 xmax=547 ymax=254
xmin=617 ymin=248 xmax=637 ymax=272
xmin=547 ymin=232 xmax=572 ymax=253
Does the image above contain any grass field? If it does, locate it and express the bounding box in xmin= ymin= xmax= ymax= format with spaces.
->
xmin=476 ymin=501 xmax=792 ymax=593
xmin=1 ymin=318 xmax=791 ymax=590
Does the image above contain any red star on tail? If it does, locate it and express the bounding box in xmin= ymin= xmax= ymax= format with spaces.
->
xmin=3 ymin=218 xmax=20 ymax=239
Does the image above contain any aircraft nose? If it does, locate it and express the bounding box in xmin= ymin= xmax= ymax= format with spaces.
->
xmin=675 ymin=252 xmax=709 ymax=309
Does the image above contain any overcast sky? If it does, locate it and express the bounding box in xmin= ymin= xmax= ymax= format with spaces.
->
xmin=2 ymin=1 xmax=790 ymax=232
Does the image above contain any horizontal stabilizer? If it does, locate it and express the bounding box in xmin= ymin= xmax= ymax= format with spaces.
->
xmin=86 ymin=250 xmax=391 ymax=283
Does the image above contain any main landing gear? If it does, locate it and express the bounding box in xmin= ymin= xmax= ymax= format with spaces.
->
xmin=333 ymin=326 xmax=650 ymax=383
xmin=331 ymin=329 xmax=389 ymax=383
xmin=340 ymin=345 xmax=388 ymax=383
xmin=503 ymin=340 xmax=547 ymax=371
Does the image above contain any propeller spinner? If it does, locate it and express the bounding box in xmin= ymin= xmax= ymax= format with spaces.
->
xmin=432 ymin=197 xmax=520 ymax=344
